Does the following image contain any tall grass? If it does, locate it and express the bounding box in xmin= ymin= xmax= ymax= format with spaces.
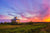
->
xmin=0 ymin=23 xmax=47 ymax=33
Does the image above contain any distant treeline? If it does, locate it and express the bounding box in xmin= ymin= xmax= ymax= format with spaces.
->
xmin=0 ymin=21 xmax=49 ymax=25
xmin=0 ymin=21 xmax=34 ymax=25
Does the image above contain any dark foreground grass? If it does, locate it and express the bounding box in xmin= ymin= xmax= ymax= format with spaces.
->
xmin=0 ymin=23 xmax=49 ymax=33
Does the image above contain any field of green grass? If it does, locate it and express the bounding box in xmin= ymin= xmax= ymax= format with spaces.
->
xmin=0 ymin=23 xmax=49 ymax=33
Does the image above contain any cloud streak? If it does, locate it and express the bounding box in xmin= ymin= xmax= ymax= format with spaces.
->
xmin=0 ymin=0 xmax=50 ymax=22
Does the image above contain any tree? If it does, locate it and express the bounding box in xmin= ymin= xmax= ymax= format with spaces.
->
xmin=28 ymin=21 xmax=33 ymax=25
xmin=0 ymin=22 xmax=3 ymax=24
xmin=4 ymin=22 xmax=7 ymax=24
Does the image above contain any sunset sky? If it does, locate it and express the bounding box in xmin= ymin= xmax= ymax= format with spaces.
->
xmin=0 ymin=0 xmax=50 ymax=22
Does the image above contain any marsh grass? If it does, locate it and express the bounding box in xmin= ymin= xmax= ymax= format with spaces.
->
xmin=0 ymin=23 xmax=49 ymax=33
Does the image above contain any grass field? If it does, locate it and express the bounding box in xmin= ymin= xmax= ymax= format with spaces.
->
xmin=0 ymin=25 xmax=23 ymax=29
xmin=0 ymin=22 xmax=49 ymax=33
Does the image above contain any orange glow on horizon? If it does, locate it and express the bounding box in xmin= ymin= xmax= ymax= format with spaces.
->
xmin=32 ymin=17 xmax=41 ymax=22
xmin=42 ymin=16 xmax=50 ymax=22
xmin=20 ymin=16 xmax=50 ymax=22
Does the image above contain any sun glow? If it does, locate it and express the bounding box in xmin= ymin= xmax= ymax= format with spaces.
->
xmin=42 ymin=16 xmax=50 ymax=22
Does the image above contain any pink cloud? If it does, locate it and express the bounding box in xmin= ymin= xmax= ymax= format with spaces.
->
xmin=0 ymin=15 xmax=13 ymax=19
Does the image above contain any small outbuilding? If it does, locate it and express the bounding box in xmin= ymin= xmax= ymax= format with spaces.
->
xmin=11 ymin=17 xmax=20 ymax=24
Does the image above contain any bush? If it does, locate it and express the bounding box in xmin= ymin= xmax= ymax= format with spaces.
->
xmin=11 ymin=21 xmax=17 ymax=25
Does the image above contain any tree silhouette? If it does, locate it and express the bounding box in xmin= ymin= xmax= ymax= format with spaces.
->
xmin=4 ymin=22 xmax=7 ymax=24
